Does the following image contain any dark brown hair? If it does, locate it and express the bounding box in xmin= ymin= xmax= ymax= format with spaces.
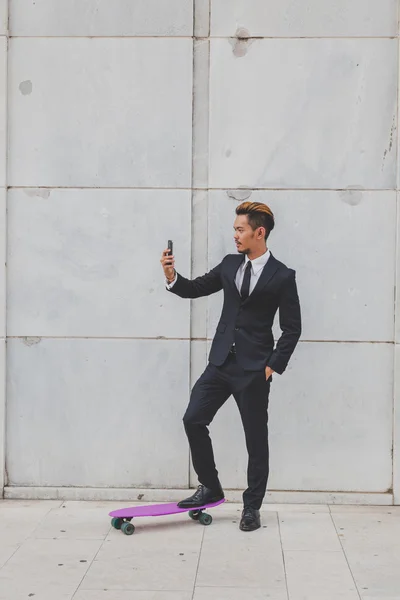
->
xmin=235 ymin=201 xmax=275 ymax=240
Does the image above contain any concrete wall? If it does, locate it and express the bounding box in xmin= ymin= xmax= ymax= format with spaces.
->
xmin=0 ymin=0 xmax=7 ymax=496
xmin=1 ymin=0 xmax=399 ymax=503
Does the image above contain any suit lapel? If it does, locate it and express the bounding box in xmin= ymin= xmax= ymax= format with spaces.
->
xmin=242 ymin=253 xmax=280 ymax=304
xmin=229 ymin=255 xmax=245 ymax=299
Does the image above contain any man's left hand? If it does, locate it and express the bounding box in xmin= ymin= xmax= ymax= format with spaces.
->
xmin=265 ymin=366 xmax=274 ymax=381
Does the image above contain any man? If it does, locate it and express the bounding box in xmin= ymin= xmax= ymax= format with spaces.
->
xmin=160 ymin=201 xmax=301 ymax=531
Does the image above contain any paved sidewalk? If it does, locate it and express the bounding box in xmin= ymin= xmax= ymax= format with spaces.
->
xmin=0 ymin=500 xmax=399 ymax=600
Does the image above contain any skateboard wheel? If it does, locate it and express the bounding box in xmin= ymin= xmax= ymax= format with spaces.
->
xmin=199 ymin=513 xmax=212 ymax=526
xmin=111 ymin=517 xmax=123 ymax=530
xmin=121 ymin=522 xmax=135 ymax=536
xmin=189 ymin=510 xmax=200 ymax=521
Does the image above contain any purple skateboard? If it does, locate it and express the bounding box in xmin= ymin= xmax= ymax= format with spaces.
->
xmin=109 ymin=499 xmax=225 ymax=535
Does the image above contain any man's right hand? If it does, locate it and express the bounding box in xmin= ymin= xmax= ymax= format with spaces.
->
xmin=160 ymin=248 xmax=176 ymax=282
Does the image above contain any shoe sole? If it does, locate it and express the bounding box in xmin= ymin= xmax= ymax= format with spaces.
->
xmin=239 ymin=524 xmax=261 ymax=532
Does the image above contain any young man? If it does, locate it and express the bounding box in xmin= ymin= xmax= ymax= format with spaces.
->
xmin=160 ymin=201 xmax=301 ymax=531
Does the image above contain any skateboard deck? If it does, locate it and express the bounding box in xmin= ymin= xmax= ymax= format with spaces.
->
xmin=109 ymin=498 xmax=225 ymax=535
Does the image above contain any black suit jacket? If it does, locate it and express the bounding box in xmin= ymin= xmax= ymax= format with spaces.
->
xmin=168 ymin=253 xmax=301 ymax=375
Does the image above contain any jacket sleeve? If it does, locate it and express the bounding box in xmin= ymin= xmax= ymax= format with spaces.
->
xmin=267 ymin=270 xmax=301 ymax=375
xmin=167 ymin=260 xmax=224 ymax=299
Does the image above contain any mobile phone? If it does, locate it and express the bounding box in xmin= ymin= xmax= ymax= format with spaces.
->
xmin=167 ymin=240 xmax=173 ymax=265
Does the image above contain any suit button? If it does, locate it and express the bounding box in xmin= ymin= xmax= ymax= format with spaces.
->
xmin=235 ymin=327 xmax=239 ymax=331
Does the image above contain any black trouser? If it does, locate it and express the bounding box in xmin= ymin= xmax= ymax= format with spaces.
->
xmin=183 ymin=351 xmax=271 ymax=510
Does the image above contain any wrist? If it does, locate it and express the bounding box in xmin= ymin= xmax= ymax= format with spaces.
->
xmin=166 ymin=270 xmax=176 ymax=283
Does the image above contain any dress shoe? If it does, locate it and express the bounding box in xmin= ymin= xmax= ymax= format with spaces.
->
xmin=239 ymin=507 xmax=261 ymax=531
xmin=177 ymin=484 xmax=224 ymax=509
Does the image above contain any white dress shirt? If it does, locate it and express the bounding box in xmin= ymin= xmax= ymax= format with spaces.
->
xmin=235 ymin=250 xmax=271 ymax=296
xmin=166 ymin=250 xmax=271 ymax=295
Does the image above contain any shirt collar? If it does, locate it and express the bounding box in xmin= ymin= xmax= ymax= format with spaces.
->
xmin=244 ymin=249 xmax=271 ymax=275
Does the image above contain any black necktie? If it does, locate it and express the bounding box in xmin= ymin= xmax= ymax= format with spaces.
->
xmin=240 ymin=261 xmax=252 ymax=301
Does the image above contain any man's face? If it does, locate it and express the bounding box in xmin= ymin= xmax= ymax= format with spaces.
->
xmin=233 ymin=215 xmax=257 ymax=254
